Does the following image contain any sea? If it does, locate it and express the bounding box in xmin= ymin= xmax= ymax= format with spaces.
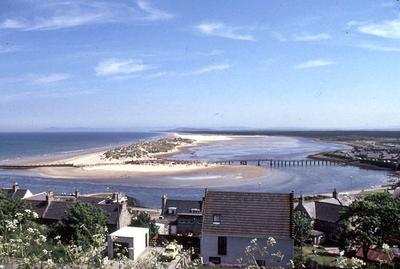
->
xmin=0 ymin=132 xmax=394 ymax=208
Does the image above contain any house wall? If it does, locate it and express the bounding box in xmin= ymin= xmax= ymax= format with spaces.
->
xmin=133 ymin=230 xmax=148 ymax=261
xmin=176 ymin=215 xmax=202 ymax=235
xmin=201 ymin=234 xmax=293 ymax=266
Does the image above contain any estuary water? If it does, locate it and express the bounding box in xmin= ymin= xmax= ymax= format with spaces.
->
xmin=0 ymin=132 xmax=393 ymax=208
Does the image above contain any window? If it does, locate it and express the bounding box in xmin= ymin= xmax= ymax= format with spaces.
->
xmin=209 ymin=257 xmax=221 ymax=264
xmin=190 ymin=208 xmax=200 ymax=213
xmin=256 ymin=260 xmax=266 ymax=266
xmin=217 ymin=236 xmax=227 ymax=255
xmin=213 ymin=214 xmax=221 ymax=224
xmin=168 ymin=207 xmax=177 ymax=215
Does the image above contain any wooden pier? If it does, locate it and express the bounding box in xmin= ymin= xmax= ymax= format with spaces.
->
xmin=215 ymin=159 xmax=346 ymax=167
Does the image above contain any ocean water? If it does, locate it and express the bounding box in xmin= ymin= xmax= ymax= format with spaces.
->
xmin=0 ymin=132 xmax=161 ymax=163
xmin=0 ymin=133 xmax=395 ymax=208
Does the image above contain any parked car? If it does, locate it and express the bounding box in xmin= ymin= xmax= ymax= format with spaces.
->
xmin=161 ymin=243 xmax=181 ymax=261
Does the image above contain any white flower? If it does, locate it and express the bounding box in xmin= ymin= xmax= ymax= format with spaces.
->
xmin=382 ymin=243 xmax=390 ymax=252
xmin=267 ymin=236 xmax=276 ymax=246
xmin=32 ymin=212 xmax=39 ymax=219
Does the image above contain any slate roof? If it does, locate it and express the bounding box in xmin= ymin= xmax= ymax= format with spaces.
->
xmin=24 ymin=199 xmax=120 ymax=225
xmin=164 ymin=199 xmax=202 ymax=215
xmin=1 ymin=188 xmax=30 ymax=199
xmin=314 ymin=201 xmax=347 ymax=223
xmin=202 ymin=191 xmax=293 ymax=238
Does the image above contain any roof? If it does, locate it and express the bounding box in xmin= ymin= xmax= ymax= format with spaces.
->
xmin=294 ymin=201 xmax=316 ymax=219
xmin=356 ymin=248 xmax=393 ymax=263
xmin=202 ymin=191 xmax=293 ymax=238
xmin=110 ymin=226 xmax=148 ymax=238
xmin=24 ymin=199 xmax=121 ymax=225
xmin=1 ymin=188 xmax=31 ymax=199
xmin=165 ymin=199 xmax=202 ymax=215
xmin=315 ymin=201 xmax=346 ymax=223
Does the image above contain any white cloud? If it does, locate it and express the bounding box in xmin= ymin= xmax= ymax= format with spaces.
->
xmin=137 ymin=0 xmax=174 ymax=21
xmin=147 ymin=72 xmax=168 ymax=78
xmin=30 ymin=73 xmax=71 ymax=84
xmin=95 ymin=58 xmax=152 ymax=77
xmin=356 ymin=43 xmax=400 ymax=52
xmin=292 ymin=33 xmax=331 ymax=41
xmin=192 ymin=64 xmax=232 ymax=74
xmin=196 ymin=22 xmax=255 ymax=41
xmin=357 ymin=18 xmax=400 ymax=39
xmin=294 ymin=59 xmax=335 ymax=69
xmin=0 ymin=45 xmax=19 ymax=53
xmin=0 ymin=1 xmax=174 ymax=31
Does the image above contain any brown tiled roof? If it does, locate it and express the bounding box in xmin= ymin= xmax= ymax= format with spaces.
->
xmin=202 ymin=191 xmax=293 ymax=238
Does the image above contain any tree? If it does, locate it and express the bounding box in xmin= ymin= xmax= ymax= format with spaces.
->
xmin=293 ymin=211 xmax=312 ymax=246
xmin=131 ymin=211 xmax=159 ymax=239
xmin=51 ymin=202 xmax=108 ymax=249
xmin=341 ymin=193 xmax=400 ymax=262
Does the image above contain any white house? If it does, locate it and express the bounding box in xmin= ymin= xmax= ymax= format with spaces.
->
xmin=107 ymin=226 xmax=149 ymax=261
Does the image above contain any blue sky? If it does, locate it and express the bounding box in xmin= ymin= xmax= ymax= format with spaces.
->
xmin=1 ymin=0 xmax=400 ymax=130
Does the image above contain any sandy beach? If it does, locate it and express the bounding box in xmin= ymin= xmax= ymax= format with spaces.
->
xmin=26 ymin=133 xmax=268 ymax=183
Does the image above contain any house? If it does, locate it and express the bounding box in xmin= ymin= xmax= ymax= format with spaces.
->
xmin=24 ymin=191 xmax=132 ymax=232
xmin=161 ymin=194 xmax=203 ymax=235
xmin=294 ymin=189 xmax=351 ymax=244
xmin=0 ymin=182 xmax=33 ymax=199
xmin=201 ymin=191 xmax=294 ymax=267
xmin=107 ymin=226 xmax=149 ymax=261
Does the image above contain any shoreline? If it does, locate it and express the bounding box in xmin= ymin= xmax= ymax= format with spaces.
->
xmin=3 ymin=133 xmax=269 ymax=183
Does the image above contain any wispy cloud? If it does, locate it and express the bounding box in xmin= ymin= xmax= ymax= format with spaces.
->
xmin=195 ymin=22 xmax=255 ymax=41
xmin=30 ymin=73 xmax=71 ymax=84
xmin=356 ymin=18 xmax=400 ymax=39
xmin=95 ymin=58 xmax=152 ymax=77
xmin=191 ymin=64 xmax=232 ymax=74
xmin=356 ymin=43 xmax=400 ymax=52
xmin=292 ymin=33 xmax=331 ymax=41
xmin=294 ymin=59 xmax=335 ymax=69
xmin=137 ymin=0 xmax=174 ymax=21
xmin=0 ymin=1 xmax=174 ymax=31
xmin=0 ymin=45 xmax=19 ymax=53
xmin=146 ymin=72 xmax=168 ymax=78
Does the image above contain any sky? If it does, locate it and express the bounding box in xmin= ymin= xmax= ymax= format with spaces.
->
xmin=1 ymin=0 xmax=400 ymax=131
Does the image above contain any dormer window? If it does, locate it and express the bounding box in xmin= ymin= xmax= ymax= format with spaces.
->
xmin=213 ymin=214 xmax=221 ymax=224
xmin=168 ymin=207 xmax=177 ymax=215
xmin=190 ymin=208 xmax=200 ymax=213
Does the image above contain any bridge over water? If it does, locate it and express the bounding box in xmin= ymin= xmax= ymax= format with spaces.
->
xmin=214 ymin=159 xmax=347 ymax=167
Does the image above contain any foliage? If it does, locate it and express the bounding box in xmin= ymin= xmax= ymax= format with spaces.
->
xmin=341 ymin=192 xmax=400 ymax=262
xmin=0 ymin=192 xmax=37 ymax=235
xmin=131 ymin=211 xmax=159 ymax=239
xmin=51 ymin=202 xmax=108 ymax=249
xmin=293 ymin=211 xmax=312 ymax=246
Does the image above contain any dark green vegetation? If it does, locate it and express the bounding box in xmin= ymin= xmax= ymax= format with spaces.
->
xmin=293 ymin=211 xmax=312 ymax=246
xmin=51 ymin=202 xmax=108 ymax=249
xmin=341 ymin=192 xmax=400 ymax=262
xmin=131 ymin=211 xmax=159 ymax=239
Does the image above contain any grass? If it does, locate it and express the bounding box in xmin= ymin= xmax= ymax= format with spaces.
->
xmin=301 ymin=246 xmax=339 ymax=267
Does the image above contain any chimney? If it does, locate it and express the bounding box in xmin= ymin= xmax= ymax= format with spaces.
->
xmin=12 ymin=182 xmax=19 ymax=193
xmin=333 ymin=188 xmax=338 ymax=199
xmin=161 ymin=194 xmax=167 ymax=215
xmin=46 ymin=191 xmax=54 ymax=203
xmin=299 ymin=194 xmax=304 ymax=205
xmin=74 ymin=189 xmax=80 ymax=198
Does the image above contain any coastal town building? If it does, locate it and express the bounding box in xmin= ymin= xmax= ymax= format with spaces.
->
xmin=1 ymin=183 xmax=132 ymax=233
xmin=200 ymin=191 xmax=294 ymax=266
xmin=294 ymin=189 xmax=352 ymax=243
xmin=161 ymin=194 xmax=203 ymax=236
xmin=0 ymin=182 xmax=33 ymax=199
xmin=107 ymin=226 xmax=149 ymax=261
